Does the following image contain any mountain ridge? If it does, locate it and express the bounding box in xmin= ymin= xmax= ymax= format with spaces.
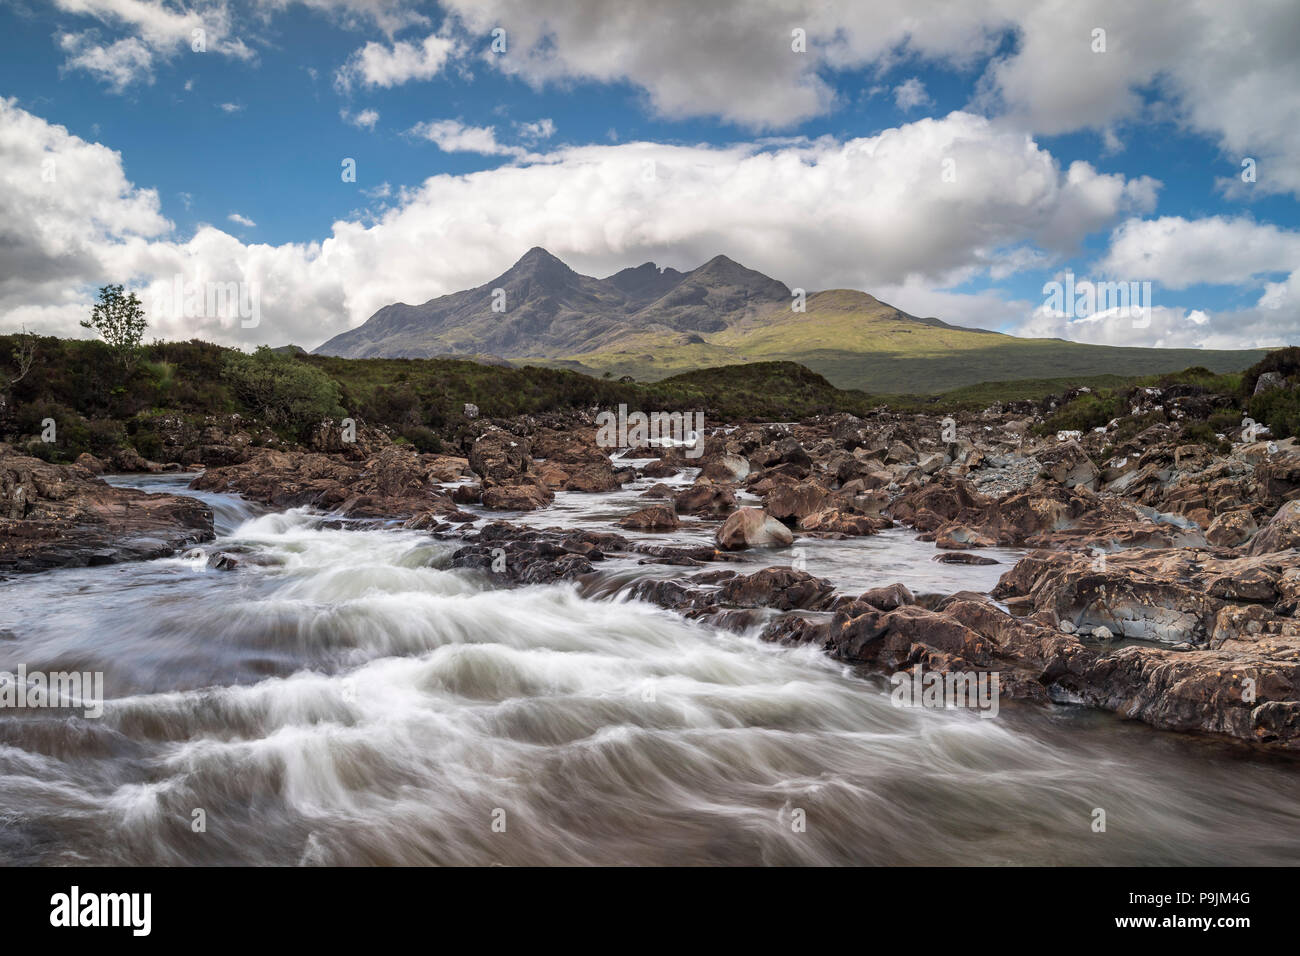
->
xmin=314 ymin=248 xmax=1269 ymax=393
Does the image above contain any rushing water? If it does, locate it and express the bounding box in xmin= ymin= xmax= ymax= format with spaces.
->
xmin=0 ymin=473 xmax=1297 ymax=865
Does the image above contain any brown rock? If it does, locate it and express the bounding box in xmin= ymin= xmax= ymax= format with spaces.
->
xmin=617 ymin=505 xmax=680 ymax=531
xmin=715 ymin=507 xmax=795 ymax=550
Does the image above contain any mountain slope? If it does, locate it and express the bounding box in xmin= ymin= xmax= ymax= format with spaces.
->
xmin=315 ymin=247 xmax=788 ymax=359
xmin=315 ymin=249 xmax=1269 ymax=393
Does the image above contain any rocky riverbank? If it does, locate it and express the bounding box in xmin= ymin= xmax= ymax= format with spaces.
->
xmin=3 ymin=391 xmax=1299 ymax=750
xmin=0 ymin=446 xmax=213 ymax=573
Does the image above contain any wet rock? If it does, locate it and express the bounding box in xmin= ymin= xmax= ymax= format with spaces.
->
xmin=764 ymin=480 xmax=830 ymax=522
xmin=933 ymin=552 xmax=999 ymax=565
xmin=933 ymin=525 xmax=997 ymax=549
xmin=0 ymin=451 xmax=213 ymax=573
xmin=469 ymin=430 xmax=532 ymax=482
xmin=618 ymin=505 xmax=680 ymax=531
xmin=719 ymin=567 xmax=837 ymax=611
xmin=797 ymin=508 xmax=890 ymax=535
xmin=563 ymin=461 xmax=622 ymax=493
xmin=641 ymin=459 xmax=680 ymax=479
xmin=450 ymin=483 xmax=482 ymax=504
xmin=715 ymin=507 xmax=795 ymax=550
xmin=857 ymin=583 xmax=915 ymax=611
xmin=699 ymin=453 xmax=750 ymax=482
xmin=673 ymin=483 xmax=737 ymax=516
xmin=481 ymin=480 xmax=554 ymax=511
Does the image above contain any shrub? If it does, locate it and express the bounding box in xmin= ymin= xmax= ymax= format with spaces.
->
xmin=222 ymin=347 xmax=345 ymax=438
xmin=1249 ymin=387 xmax=1300 ymax=440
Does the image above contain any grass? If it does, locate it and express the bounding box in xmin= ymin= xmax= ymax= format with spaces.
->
xmin=541 ymin=291 xmax=1267 ymax=393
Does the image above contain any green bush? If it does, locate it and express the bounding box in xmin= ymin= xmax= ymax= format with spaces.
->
xmin=1241 ymin=347 xmax=1300 ymax=398
xmin=222 ymin=347 xmax=345 ymax=438
xmin=1037 ymin=393 xmax=1121 ymax=435
xmin=1249 ymin=387 xmax=1300 ymax=440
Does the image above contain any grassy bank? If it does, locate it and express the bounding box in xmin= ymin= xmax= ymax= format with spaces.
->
xmin=2 ymin=333 xmax=1294 ymax=464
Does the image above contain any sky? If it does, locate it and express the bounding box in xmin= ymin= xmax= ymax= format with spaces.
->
xmin=0 ymin=0 xmax=1298 ymax=355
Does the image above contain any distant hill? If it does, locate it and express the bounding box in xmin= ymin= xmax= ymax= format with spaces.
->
xmin=314 ymin=248 xmax=1269 ymax=393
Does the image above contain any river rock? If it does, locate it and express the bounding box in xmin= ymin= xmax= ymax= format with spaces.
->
xmin=715 ymin=507 xmax=794 ymax=550
xmin=673 ymin=483 xmax=736 ymax=516
xmin=0 ymin=450 xmax=213 ymax=573
xmin=469 ymin=430 xmax=532 ymax=482
xmin=618 ymin=505 xmax=680 ymax=531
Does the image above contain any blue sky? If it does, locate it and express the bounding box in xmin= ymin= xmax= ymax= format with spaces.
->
xmin=1 ymin=0 xmax=1297 ymax=353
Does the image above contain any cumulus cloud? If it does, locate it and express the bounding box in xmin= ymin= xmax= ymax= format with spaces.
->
xmin=0 ymin=97 xmax=170 ymax=321
xmin=39 ymin=1 xmax=1300 ymax=199
xmin=253 ymin=0 xmax=430 ymax=35
xmin=1097 ymin=216 xmax=1300 ymax=289
xmin=335 ymin=31 xmax=456 ymax=91
xmin=227 ymin=212 xmax=256 ymax=227
xmin=437 ymin=0 xmax=1300 ymax=196
xmin=409 ymin=119 xmax=519 ymax=156
xmin=52 ymin=0 xmax=253 ymax=89
xmin=341 ymin=107 xmax=380 ymax=129
xmin=1010 ymin=215 xmax=1300 ymax=351
xmin=515 ymin=118 xmax=556 ymax=142
xmin=1 ymin=100 xmax=1174 ymax=352
xmin=893 ymin=78 xmax=932 ymax=111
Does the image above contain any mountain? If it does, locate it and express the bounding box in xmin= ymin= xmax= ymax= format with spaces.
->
xmin=314 ymin=247 xmax=788 ymax=359
xmin=314 ymin=248 xmax=1269 ymax=393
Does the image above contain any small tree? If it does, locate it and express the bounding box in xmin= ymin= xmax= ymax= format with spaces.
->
xmin=82 ymin=284 xmax=147 ymax=377
xmin=7 ymin=325 xmax=38 ymax=388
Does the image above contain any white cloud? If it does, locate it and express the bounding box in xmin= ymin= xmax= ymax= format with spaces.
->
xmin=0 ymin=101 xmax=1175 ymax=353
xmin=253 ymin=0 xmax=430 ymax=35
xmin=227 ymin=212 xmax=256 ymax=227
xmin=1098 ymin=216 xmax=1300 ymax=289
xmin=57 ymin=33 xmax=156 ymax=92
xmin=515 ymin=118 xmax=556 ymax=142
xmin=335 ymin=31 xmax=455 ymax=91
xmin=51 ymin=0 xmax=253 ymax=89
xmin=217 ymin=102 xmax=243 ymax=114
xmin=893 ymin=78 xmax=932 ymax=111
xmin=409 ymin=119 xmax=522 ymax=157
xmin=436 ymin=0 xmax=1300 ymax=197
xmin=341 ymin=108 xmax=380 ymax=129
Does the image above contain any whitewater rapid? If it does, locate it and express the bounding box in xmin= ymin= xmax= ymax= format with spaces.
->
xmin=0 ymin=479 xmax=1297 ymax=865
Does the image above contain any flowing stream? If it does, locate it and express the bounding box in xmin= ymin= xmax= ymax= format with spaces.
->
xmin=0 ymin=473 xmax=1296 ymax=865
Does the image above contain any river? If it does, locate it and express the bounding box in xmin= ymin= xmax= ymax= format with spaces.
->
xmin=0 ymin=472 xmax=1296 ymax=865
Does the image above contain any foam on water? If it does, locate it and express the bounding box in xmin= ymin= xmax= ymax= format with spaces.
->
xmin=1 ymin=480 xmax=1297 ymax=864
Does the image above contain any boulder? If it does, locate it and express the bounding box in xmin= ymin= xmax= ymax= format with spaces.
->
xmin=715 ymin=507 xmax=795 ymax=550
xmin=1206 ymin=509 xmax=1258 ymax=548
xmin=563 ymin=461 xmax=622 ymax=493
xmin=469 ymin=431 xmax=531 ymax=482
xmin=764 ymin=481 xmax=829 ymax=522
xmin=673 ymin=483 xmax=736 ymax=516
xmin=857 ymin=583 xmax=915 ymax=611
xmin=618 ymin=505 xmax=680 ymax=531
xmin=480 ymin=480 xmax=554 ymax=511
xmin=1250 ymin=500 xmax=1300 ymax=554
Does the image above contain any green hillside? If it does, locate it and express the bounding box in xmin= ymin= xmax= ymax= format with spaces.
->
xmin=544 ymin=290 xmax=1268 ymax=393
